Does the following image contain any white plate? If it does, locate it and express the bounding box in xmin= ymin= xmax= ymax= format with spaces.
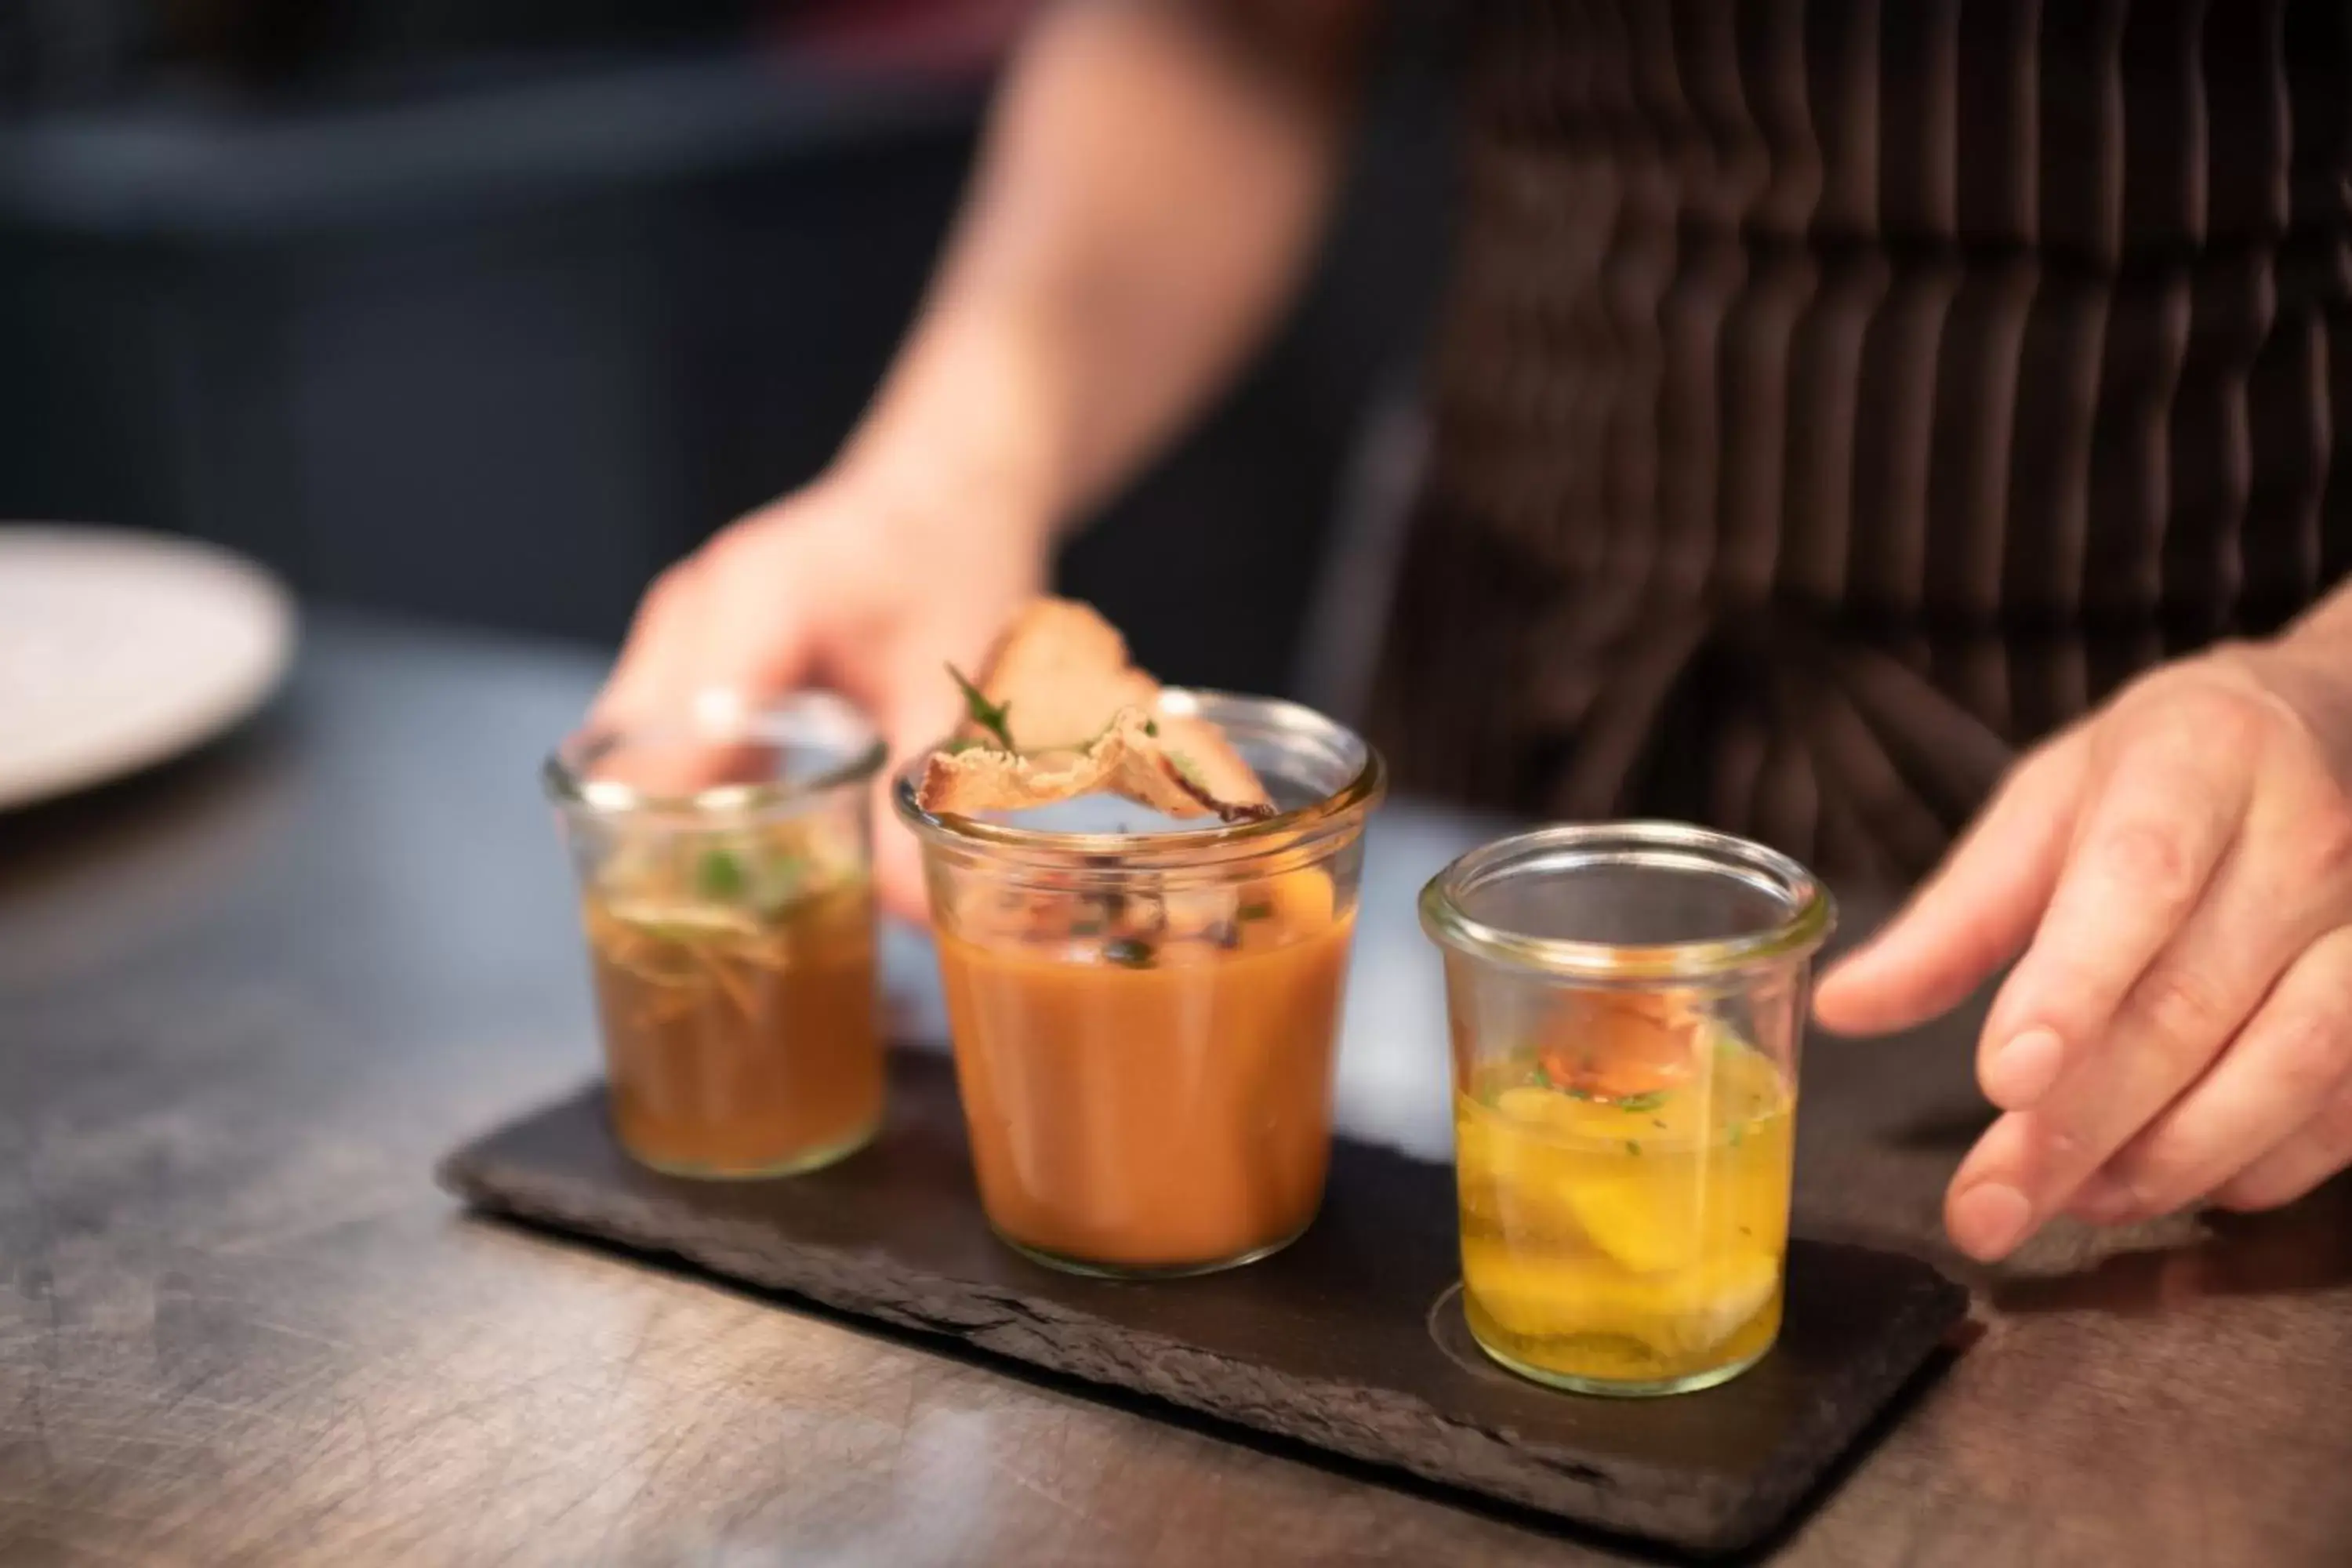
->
xmin=0 ymin=525 xmax=296 ymax=811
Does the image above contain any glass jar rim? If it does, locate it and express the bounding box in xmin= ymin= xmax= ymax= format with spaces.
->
xmin=1420 ymin=821 xmax=1835 ymax=980
xmin=892 ymin=687 xmax=1385 ymax=869
xmin=543 ymin=689 xmax=886 ymax=817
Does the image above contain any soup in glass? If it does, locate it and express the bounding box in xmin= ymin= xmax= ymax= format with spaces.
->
xmin=1423 ymin=824 xmax=1830 ymax=1395
xmin=546 ymin=693 xmax=886 ymax=1178
xmin=901 ymin=690 xmax=1383 ymax=1276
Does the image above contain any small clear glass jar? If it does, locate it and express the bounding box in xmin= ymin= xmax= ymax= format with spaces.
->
xmin=1421 ymin=823 xmax=1833 ymax=1396
xmin=896 ymin=691 xmax=1385 ymax=1278
xmin=546 ymin=693 xmax=887 ymax=1178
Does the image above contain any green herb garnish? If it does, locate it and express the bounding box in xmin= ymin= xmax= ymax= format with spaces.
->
xmin=1624 ymin=1139 xmax=1642 ymax=1156
xmin=1530 ymin=1062 xmax=1555 ymax=1090
xmin=1611 ymin=1091 xmax=1669 ymax=1114
xmin=1104 ymin=937 xmax=1155 ymax=968
xmin=1143 ymin=718 xmax=1160 ymax=738
xmin=1727 ymin=1123 xmax=1745 ymax=1149
xmin=695 ymin=848 xmax=749 ymax=901
xmin=695 ymin=837 xmax=816 ymax=914
xmin=947 ymin=664 xmax=1016 ymax=751
xmin=1237 ymin=900 xmax=1275 ymax=921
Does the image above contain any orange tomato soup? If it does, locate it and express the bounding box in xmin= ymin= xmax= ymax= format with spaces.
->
xmin=937 ymin=873 xmax=1351 ymax=1271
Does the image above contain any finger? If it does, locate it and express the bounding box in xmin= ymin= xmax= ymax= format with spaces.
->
xmin=583 ymin=561 xmax=731 ymax=797
xmin=601 ymin=539 xmax=840 ymax=796
xmin=593 ymin=557 xmax=713 ymax=725
xmin=689 ymin=540 xmax=827 ymax=702
xmin=2209 ymin=1065 xmax=2352 ymax=1212
xmin=640 ymin=534 xmax=825 ymax=745
xmin=1945 ymin=1111 xmax=2038 ymax=1261
xmin=873 ymin=808 xmax=934 ymax=927
xmin=2072 ymin=924 xmax=2352 ymax=1221
xmin=1813 ymin=742 xmax=2085 ymax=1037
xmin=1972 ymin=715 xmax=2249 ymax=1112
xmin=1951 ymin=830 xmax=2323 ymax=1254
xmin=870 ymin=644 xmax=984 ymax=931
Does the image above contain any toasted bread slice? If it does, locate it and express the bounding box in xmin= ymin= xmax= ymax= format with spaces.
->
xmin=916 ymin=599 xmax=1273 ymax=822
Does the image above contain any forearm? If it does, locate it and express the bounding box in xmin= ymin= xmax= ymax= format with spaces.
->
xmin=836 ymin=0 xmax=1367 ymax=535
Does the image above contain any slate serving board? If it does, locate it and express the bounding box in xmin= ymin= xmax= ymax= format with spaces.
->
xmin=439 ymin=1050 xmax=1968 ymax=1556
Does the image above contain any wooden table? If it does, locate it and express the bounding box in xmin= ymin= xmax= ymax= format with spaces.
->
xmin=5 ymin=614 xmax=2350 ymax=1566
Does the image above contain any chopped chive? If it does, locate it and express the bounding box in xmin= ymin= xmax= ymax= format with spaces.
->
xmin=1103 ymin=938 xmax=1155 ymax=968
xmin=1651 ymin=1118 xmax=1667 ymax=1131
xmin=1727 ymin=1123 xmax=1745 ymax=1149
xmin=1530 ymin=1062 xmax=1555 ymax=1089
xmin=1142 ymin=718 xmax=1160 ymax=738
xmin=1613 ymin=1091 xmax=1669 ymax=1114
xmin=1624 ymin=1139 xmax=1642 ymax=1156
xmin=1237 ymin=900 xmax=1276 ymax=921
xmin=695 ymin=848 xmax=747 ymax=900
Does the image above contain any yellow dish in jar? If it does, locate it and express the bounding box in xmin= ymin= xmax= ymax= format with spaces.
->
xmin=1454 ymin=1032 xmax=1793 ymax=1392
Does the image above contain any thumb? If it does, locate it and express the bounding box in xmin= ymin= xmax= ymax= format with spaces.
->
xmin=870 ymin=652 xmax=973 ymax=929
xmin=873 ymin=800 xmax=933 ymax=927
xmin=1813 ymin=742 xmax=2088 ymax=1036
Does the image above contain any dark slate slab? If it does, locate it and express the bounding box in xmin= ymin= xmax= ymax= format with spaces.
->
xmin=438 ymin=1050 xmax=1968 ymax=1556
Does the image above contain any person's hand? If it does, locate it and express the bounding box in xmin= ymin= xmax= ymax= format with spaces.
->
xmin=593 ymin=460 xmax=1049 ymax=923
xmin=1814 ymin=633 xmax=2352 ymax=1261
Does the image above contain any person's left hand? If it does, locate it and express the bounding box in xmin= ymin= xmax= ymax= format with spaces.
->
xmin=1814 ymin=630 xmax=2352 ymax=1261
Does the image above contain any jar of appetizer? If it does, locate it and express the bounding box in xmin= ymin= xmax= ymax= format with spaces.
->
xmin=1421 ymin=824 xmax=1833 ymax=1396
xmin=896 ymin=601 xmax=1385 ymax=1276
xmin=546 ymin=692 xmax=887 ymax=1178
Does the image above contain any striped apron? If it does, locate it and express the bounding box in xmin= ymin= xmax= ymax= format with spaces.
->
xmin=1369 ymin=0 xmax=2352 ymax=883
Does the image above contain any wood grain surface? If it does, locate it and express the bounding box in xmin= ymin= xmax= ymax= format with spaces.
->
xmin=4 ymin=615 xmax=2351 ymax=1566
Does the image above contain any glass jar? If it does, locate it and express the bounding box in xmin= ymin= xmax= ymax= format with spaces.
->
xmin=545 ymin=692 xmax=887 ymax=1178
xmin=1421 ymin=823 xmax=1833 ymax=1396
xmin=896 ymin=691 xmax=1385 ymax=1277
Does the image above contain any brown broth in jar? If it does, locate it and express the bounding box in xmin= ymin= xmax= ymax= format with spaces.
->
xmin=586 ymin=879 xmax=881 ymax=1176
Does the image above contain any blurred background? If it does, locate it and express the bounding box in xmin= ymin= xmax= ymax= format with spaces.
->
xmin=0 ymin=0 xmax=1455 ymax=701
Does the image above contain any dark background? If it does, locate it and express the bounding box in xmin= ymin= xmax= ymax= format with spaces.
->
xmin=0 ymin=0 xmax=1455 ymax=699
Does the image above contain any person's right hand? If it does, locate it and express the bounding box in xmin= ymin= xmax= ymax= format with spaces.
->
xmin=593 ymin=459 xmax=1050 ymax=924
